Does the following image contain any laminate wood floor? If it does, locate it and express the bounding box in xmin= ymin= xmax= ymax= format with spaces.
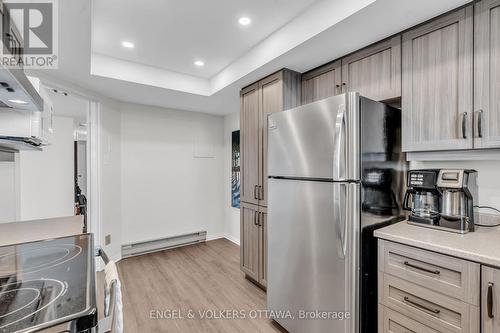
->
xmin=115 ymin=239 xmax=286 ymax=333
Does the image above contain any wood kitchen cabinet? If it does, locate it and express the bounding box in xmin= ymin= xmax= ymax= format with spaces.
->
xmin=301 ymin=60 xmax=342 ymax=104
xmin=474 ymin=0 xmax=500 ymax=149
xmin=240 ymin=202 xmax=259 ymax=281
xmin=240 ymin=69 xmax=301 ymax=208
xmin=240 ymin=83 xmax=260 ymax=206
xmin=341 ymin=36 xmax=401 ymax=102
xmin=240 ymin=202 xmax=267 ymax=287
xmin=482 ymin=266 xmax=500 ymax=332
xmin=402 ymin=8 xmax=474 ymax=152
xmin=378 ymin=240 xmax=481 ymax=333
xmin=240 ymin=69 xmax=300 ymax=288
xmin=301 ymin=36 xmax=401 ymax=105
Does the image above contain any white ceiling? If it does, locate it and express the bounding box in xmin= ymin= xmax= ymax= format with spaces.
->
xmin=46 ymin=88 xmax=89 ymax=123
xmin=92 ymin=0 xmax=320 ymax=78
xmin=28 ymin=0 xmax=473 ymax=116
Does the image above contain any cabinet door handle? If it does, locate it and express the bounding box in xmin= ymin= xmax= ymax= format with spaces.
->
xmin=259 ymin=186 xmax=263 ymax=201
xmin=342 ymin=83 xmax=347 ymax=93
xmin=403 ymin=296 xmax=440 ymax=315
xmin=254 ymin=211 xmax=258 ymax=226
xmin=462 ymin=112 xmax=468 ymax=139
xmin=477 ymin=110 xmax=483 ymax=138
xmin=335 ymin=84 xmax=341 ymax=94
xmin=404 ymin=261 xmax=440 ymax=275
xmin=254 ymin=185 xmax=258 ymax=200
xmin=258 ymin=212 xmax=262 ymax=227
xmin=488 ymin=282 xmax=495 ymax=319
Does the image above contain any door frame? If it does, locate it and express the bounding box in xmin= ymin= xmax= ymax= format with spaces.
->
xmin=40 ymin=79 xmax=103 ymax=261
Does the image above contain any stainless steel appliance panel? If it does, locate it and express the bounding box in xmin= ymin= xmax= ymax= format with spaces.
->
xmin=267 ymin=93 xmax=360 ymax=181
xmin=267 ymin=178 xmax=359 ymax=333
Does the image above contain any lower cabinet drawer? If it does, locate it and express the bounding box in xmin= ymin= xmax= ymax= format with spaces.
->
xmin=378 ymin=240 xmax=480 ymax=305
xmin=379 ymin=305 xmax=444 ymax=333
xmin=380 ymin=273 xmax=479 ymax=333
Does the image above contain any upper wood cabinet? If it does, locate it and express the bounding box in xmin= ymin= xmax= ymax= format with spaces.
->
xmin=474 ymin=0 xmax=500 ymax=149
xmin=259 ymin=73 xmax=283 ymax=208
xmin=341 ymin=36 xmax=402 ymax=102
xmin=301 ymin=37 xmax=401 ymax=105
xmin=482 ymin=266 xmax=500 ymax=333
xmin=240 ymin=69 xmax=301 ymax=208
xmin=240 ymin=83 xmax=260 ymax=206
xmin=402 ymin=8 xmax=474 ymax=152
xmin=301 ymin=60 xmax=342 ymax=104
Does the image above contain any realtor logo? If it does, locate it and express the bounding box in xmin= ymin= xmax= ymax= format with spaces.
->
xmin=2 ymin=0 xmax=58 ymax=68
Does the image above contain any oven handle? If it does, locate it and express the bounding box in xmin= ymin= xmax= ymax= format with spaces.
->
xmin=96 ymin=247 xmax=123 ymax=333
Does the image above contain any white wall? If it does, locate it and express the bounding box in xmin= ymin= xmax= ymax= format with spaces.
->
xmin=98 ymin=100 xmax=122 ymax=261
xmin=410 ymin=160 xmax=500 ymax=212
xmin=120 ymin=103 xmax=225 ymax=245
xmin=223 ymin=112 xmax=240 ymax=244
xmin=0 ymin=162 xmax=17 ymax=223
xmin=18 ymin=116 xmax=75 ymax=221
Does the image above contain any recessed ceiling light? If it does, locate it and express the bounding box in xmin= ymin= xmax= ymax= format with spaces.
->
xmin=121 ymin=41 xmax=135 ymax=49
xmin=8 ymin=99 xmax=29 ymax=105
xmin=238 ymin=17 xmax=251 ymax=26
xmin=194 ymin=60 xmax=205 ymax=67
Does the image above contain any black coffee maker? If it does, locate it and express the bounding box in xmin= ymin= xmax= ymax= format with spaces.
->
xmin=403 ymin=170 xmax=441 ymax=225
xmin=362 ymin=168 xmax=398 ymax=215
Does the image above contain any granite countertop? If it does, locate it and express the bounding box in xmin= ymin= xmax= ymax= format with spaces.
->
xmin=374 ymin=221 xmax=500 ymax=268
xmin=0 ymin=215 xmax=84 ymax=247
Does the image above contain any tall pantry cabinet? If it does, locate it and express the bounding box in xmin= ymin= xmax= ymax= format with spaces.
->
xmin=239 ymin=69 xmax=301 ymax=287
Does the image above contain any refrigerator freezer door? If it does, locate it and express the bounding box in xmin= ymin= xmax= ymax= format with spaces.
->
xmin=267 ymin=179 xmax=360 ymax=333
xmin=267 ymin=93 xmax=360 ymax=181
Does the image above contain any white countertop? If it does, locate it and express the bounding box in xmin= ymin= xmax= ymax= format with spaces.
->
xmin=0 ymin=215 xmax=84 ymax=247
xmin=374 ymin=221 xmax=500 ymax=268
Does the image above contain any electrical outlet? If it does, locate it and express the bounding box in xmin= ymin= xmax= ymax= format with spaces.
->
xmin=105 ymin=234 xmax=111 ymax=245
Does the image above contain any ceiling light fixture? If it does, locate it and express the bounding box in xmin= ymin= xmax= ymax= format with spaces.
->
xmin=194 ymin=60 xmax=205 ymax=67
xmin=121 ymin=41 xmax=135 ymax=49
xmin=8 ymin=99 xmax=29 ymax=105
xmin=238 ymin=17 xmax=251 ymax=26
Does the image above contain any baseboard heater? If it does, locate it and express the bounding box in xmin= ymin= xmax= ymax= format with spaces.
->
xmin=121 ymin=231 xmax=207 ymax=259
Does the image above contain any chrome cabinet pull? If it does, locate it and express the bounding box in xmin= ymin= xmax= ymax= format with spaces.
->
xmin=335 ymin=84 xmax=341 ymax=94
xmin=254 ymin=211 xmax=258 ymax=226
xmin=404 ymin=261 xmax=440 ymax=275
xmin=462 ymin=112 xmax=468 ymax=139
xmin=403 ymin=296 xmax=440 ymax=315
xmin=258 ymin=212 xmax=263 ymax=227
xmin=477 ymin=110 xmax=483 ymax=138
xmin=488 ymin=282 xmax=495 ymax=319
xmin=254 ymin=185 xmax=258 ymax=200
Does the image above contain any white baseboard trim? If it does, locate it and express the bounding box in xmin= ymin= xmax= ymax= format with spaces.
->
xmin=223 ymin=233 xmax=240 ymax=246
xmin=206 ymin=232 xmax=240 ymax=246
xmin=206 ymin=232 xmax=226 ymax=241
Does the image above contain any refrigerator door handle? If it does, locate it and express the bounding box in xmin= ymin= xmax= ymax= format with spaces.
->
xmin=334 ymin=183 xmax=347 ymax=259
xmin=333 ymin=106 xmax=346 ymax=181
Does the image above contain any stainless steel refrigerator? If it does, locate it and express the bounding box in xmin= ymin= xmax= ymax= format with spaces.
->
xmin=267 ymin=92 xmax=406 ymax=333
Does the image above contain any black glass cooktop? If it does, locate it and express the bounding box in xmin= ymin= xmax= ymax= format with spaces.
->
xmin=0 ymin=234 xmax=97 ymax=333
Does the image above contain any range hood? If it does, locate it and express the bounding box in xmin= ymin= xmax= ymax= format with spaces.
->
xmin=0 ymin=1 xmax=43 ymax=112
xmin=0 ymin=67 xmax=44 ymax=112
xmin=0 ymin=2 xmax=51 ymax=152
